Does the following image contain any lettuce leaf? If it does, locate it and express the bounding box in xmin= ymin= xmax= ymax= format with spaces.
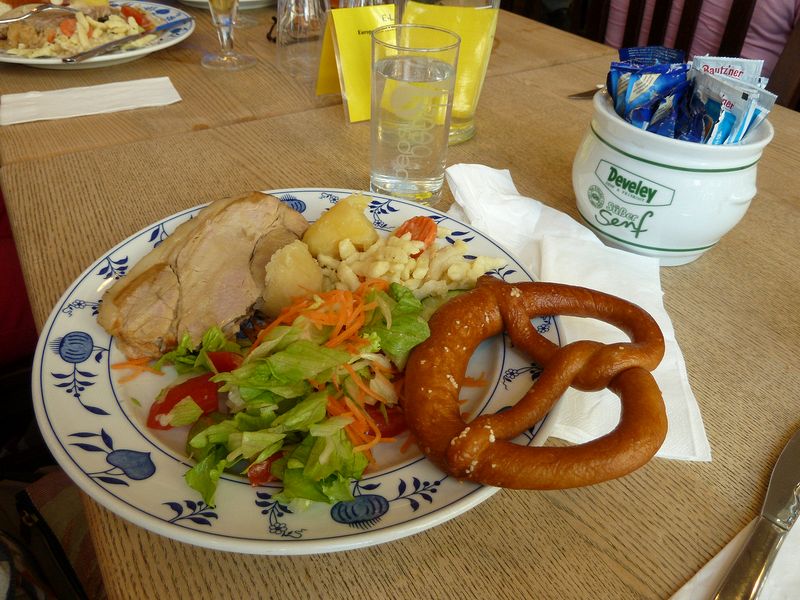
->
xmin=226 ymin=430 xmax=285 ymax=464
xmin=188 ymin=419 xmax=240 ymax=451
xmin=184 ymin=445 xmax=228 ymax=507
xmin=363 ymin=283 xmax=430 ymax=369
xmin=243 ymin=317 xmax=327 ymax=363
xmin=270 ymin=391 xmax=328 ymax=433
xmin=271 ymin=417 xmax=368 ymax=504
xmin=160 ymin=396 xmax=203 ymax=428
xmin=156 ymin=326 xmax=242 ymax=375
xmin=214 ymin=341 xmax=350 ymax=399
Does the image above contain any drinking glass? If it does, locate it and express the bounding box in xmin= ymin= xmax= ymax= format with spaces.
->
xmin=369 ymin=24 xmax=460 ymax=205
xmin=276 ymin=0 xmax=329 ymax=81
xmin=202 ymin=0 xmax=257 ymax=70
xmin=396 ymin=0 xmax=499 ymax=144
xmin=233 ymin=12 xmax=258 ymax=28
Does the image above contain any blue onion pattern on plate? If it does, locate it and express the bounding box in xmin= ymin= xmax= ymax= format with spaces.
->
xmin=31 ymin=188 xmax=561 ymax=555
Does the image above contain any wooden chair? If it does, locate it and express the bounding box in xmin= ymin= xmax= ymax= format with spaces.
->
xmin=769 ymin=20 xmax=800 ymax=109
xmin=565 ymin=0 xmax=759 ymax=56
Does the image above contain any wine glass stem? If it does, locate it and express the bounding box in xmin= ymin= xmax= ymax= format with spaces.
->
xmin=216 ymin=15 xmax=235 ymax=53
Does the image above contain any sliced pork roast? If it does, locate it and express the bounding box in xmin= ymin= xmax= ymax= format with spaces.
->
xmin=98 ymin=192 xmax=309 ymax=359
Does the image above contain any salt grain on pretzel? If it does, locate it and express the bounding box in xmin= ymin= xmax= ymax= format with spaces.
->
xmin=402 ymin=276 xmax=668 ymax=489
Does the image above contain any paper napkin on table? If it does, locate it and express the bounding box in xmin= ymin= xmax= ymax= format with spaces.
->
xmin=445 ymin=163 xmax=711 ymax=461
xmin=0 ymin=77 xmax=181 ymax=126
xmin=670 ymin=518 xmax=800 ymax=599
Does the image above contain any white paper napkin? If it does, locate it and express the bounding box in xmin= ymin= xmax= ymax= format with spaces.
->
xmin=0 ymin=77 xmax=181 ymax=126
xmin=670 ymin=519 xmax=800 ymax=599
xmin=445 ymin=163 xmax=711 ymax=461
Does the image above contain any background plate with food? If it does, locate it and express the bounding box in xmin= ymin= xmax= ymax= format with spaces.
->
xmin=0 ymin=0 xmax=194 ymax=69
xmin=31 ymin=188 xmax=562 ymax=554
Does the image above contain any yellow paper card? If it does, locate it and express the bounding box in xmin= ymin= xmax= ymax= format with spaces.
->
xmin=316 ymin=15 xmax=340 ymax=97
xmin=316 ymin=5 xmax=395 ymax=123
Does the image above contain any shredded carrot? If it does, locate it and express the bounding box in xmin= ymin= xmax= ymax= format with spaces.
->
xmin=351 ymin=401 xmax=384 ymax=452
xmin=249 ymin=296 xmax=313 ymax=351
xmin=111 ymin=357 xmax=164 ymax=383
xmin=330 ymin=369 xmax=341 ymax=391
xmin=326 ymin=311 xmax=364 ymax=348
xmin=463 ymin=374 xmax=490 ymax=387
xmin=358 ymin=278 xmax=389 ymax=293
xmin=343 ymin=363 xmax=384 ymax=404
xmin=343 ymin=425 xmax=366 ymax=449
xmin=327 ymin=395 xmax=380 ymax=462
xmin=251 ymin=279 xmax=389 ymax=355
xmin=354 ymin=432 xmax=382 ymax=452
xmin=342 ymin=396 xmax=368 ymax=426
xmin=344 ymin=337 xmax=371 ymax=353
xmin=326 ymin=405 xmax=354 ymax=425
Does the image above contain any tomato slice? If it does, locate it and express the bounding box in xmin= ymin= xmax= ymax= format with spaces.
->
xmin=393 ymin=216 xmax=437 ymax=258
xmin=120 ymin=5 xmax=152 ymax=29
xmin=247 ymin=453 xmax=282 ymax=486
xmin=206 ymin=351 xmax=243 ymax=373
xmin=147 ymin=373 xmax=220 ymax=430
xmin=364 ymin=404 xmax=407 ymax=437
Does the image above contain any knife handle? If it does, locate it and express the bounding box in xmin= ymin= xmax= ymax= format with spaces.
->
xmin=711 ymin=516 xmax=788 ymax=600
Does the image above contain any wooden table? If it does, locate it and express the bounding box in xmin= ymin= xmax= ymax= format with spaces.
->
xmin=2 ymin=6 xmax=799 ymax=599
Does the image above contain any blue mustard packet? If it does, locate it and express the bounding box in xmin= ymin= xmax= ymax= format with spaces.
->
xmin=619 ymin=46 xmax=685 ymax=66
xmin=608 ymin=62 xmax=640 ymax=116
xmin=647 ymin=80 xmax=691 ymax=138
xmin=675 ymin=84 xmax=706 ymax=143
xmin=606 ymin=48 xmax=771 ymax=144
xmin=624 ymin=62 xmax=689 ymax=129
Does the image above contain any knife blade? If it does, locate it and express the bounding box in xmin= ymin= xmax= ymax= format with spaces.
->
xmin=711 ymin=428 xmax=800 ymax=599
xmin=62 ymin=16 xmax=193 ymax=64
xmin=567 ymin=84 xmax=604 ymax=99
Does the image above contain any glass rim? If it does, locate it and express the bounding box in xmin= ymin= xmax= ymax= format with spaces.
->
xmin=371 ymin=23 xmax=461 ymax=53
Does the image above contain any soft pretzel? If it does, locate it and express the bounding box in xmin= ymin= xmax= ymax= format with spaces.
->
xmin=402 ymin=276 xmax=668 ymax=489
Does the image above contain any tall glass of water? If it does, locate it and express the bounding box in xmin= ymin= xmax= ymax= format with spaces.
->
xmin=202 ymin=0 xmax=257 ymax=70
xmin=370 ymin=24 xmax=460 ymax=205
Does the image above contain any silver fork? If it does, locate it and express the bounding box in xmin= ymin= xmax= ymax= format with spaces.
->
xmin=0 ymin=4 xmax=80 ymax=26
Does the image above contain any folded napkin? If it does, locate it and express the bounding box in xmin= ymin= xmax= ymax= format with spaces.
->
xmin=0 ymin=77 xmax=181 ymax=126
xmin=670 ymin=519 xmax=800 ymax=599
xmin=445 ymin=163 xmax=711 ymax=461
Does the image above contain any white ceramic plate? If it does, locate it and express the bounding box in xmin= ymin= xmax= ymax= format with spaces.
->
xmin=0 ymin=2 xmax=194 ymax=69
xmin=32 ymin=188 xmax=562 ymax=555
xmin=177 ymin=0 xmax=275 ymax=11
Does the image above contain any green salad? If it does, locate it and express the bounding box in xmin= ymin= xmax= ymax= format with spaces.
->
xmin=145 ymin=280 xmax=437 ymax=508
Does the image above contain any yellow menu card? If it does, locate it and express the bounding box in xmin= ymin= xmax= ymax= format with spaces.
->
xmin=316 ymin=4 xmax=396 ymax=123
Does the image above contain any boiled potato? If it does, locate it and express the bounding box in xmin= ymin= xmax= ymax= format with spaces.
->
xmin=302 ymin=194 xmax=378 ymax=259
xmin=261 ymin=240 xmax=324 ymax=317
